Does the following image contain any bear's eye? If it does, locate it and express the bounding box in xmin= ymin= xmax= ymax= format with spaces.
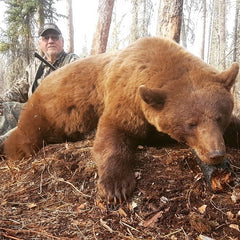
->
xmin=187 ymin=121 xmax=198 ymax=130
xmin=216 ymin=116 xmax=222 ymax=123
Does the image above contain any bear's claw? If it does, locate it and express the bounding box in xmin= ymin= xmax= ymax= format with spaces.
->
xmin=98 ymin=173 xmax=136 ymax=203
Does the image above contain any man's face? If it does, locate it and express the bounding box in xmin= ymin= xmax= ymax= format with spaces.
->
xmin=38 ymin=30 xmax=64 ymax=62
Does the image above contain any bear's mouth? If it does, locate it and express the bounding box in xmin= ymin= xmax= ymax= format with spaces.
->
xmin=194 ymin=148 xmax=225 ymax=165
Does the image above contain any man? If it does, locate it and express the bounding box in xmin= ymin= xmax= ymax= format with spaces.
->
xmin=0 ymin=23 xmax=79 ymax=145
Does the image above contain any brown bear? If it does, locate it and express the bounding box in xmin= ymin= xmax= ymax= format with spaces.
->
xmin=3 ymin=37 xmax=239 ymax=202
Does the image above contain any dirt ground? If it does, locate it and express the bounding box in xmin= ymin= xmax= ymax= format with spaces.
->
xmin=0 ymin=134 xmax=240 ymax=240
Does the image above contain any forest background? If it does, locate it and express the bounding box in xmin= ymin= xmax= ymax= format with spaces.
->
xmin=0 ymin=0 xmax=239 ymax=97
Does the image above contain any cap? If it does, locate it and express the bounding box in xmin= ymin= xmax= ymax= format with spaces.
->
xmin=38 ymin=23 xmax=62 ymax=36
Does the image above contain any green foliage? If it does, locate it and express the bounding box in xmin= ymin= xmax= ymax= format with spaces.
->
xmin=0 ymin=0 xmax=35 ymax=57
xmin=0 ymin=42 xmax=10 ymax=52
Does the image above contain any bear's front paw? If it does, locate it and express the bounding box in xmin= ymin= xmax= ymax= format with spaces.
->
xmin=97 ymin=172 xmax=136 ymax=203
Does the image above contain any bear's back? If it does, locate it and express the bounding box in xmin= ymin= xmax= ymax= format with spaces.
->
xmin=106 ymin=37 xmax=219 ymax=91
xmin=101 ymin=37 xmax=221 ymax=135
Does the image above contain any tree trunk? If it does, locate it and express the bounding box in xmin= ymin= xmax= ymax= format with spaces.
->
xmin=36 ymin=0 xmax=45 ymax=30
xmin=219 ymin=0 xmax=226 ymax=69
xmin=207 ymin=0 xmax=215 ymax=63
xmin=181 ymin=16 xmax=187 ymax=48
xmin=156 ymin=0 xmax=183 ymax=43
xmin=209 ymin=0 xmax=219 ymax=67
xmin=200 ymin=0 xmax=206 ymax=60
xmin=67 ymin=0 xmax=74 ymax=53
xmin=130 ymin=0 xmax=139 ymax=42
xmin=91 ymin=0 xmax=115 ymax=55
xmin=36 ymin=0 xmax=47 ymax=55
xmin=233 ymin=0 xmax=239 ymax=62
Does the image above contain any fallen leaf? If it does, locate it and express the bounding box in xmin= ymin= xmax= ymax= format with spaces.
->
xmin=27 ymin=203 xmax=37 ymax=209
xmin=118 ymin=207 xmax=127 ymax=217
xmin=78 ymin=203 xmax=87 ymax=210
xmin=135 ymin=171 xmax=142 ymax=180
xmin=75 ymin=203 xmax=87 ymax=213
xmin=229 ymin=224 xmax=240 ymax=231
xmin=198 ymin=204 xmax=207 ymax=214
xmin=131 ymin=201 xmax=138 ymax=210
xmin=160 ymin=196 xmax=168 ymax=204
xmin=211 ymin=169 xmax=232 ymax=192
xmin=100 ymin=219 xmax=114 ymax=233
xmin=231 ymin=188 xmax=240 ymax=203
xmin=189 ymin=212 xmax=211 ymax=233
xmin=227 ymin=211 xmax=234 ymax=220
xmin=197 ymin=234 xmax=215 ymax=240
xmin=96 ymin=200 xmax=107 ymax=212
xmin=143 ymin=211 xmax=163 ymax=227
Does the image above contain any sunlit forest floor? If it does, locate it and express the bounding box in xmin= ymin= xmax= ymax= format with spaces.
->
xmin=0 ymin=134 xmax=240 ymax=240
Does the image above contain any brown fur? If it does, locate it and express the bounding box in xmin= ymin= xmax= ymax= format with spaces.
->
xmin=3 ymin=37 xmax=239 ymax=201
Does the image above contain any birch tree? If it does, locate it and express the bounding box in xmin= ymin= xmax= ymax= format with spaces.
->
xmin=67 ymin=0 xmax=74 ymax=53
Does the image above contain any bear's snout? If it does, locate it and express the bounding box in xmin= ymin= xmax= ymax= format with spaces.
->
xmin=191 ymin=123 xmax=227 ymax=165
xmin=208 ymin=150 xmax=226 ymax=165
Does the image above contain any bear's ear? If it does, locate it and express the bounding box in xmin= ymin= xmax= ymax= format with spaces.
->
xmin=139 ymin=85 xmax=166 ymax=110
xmin=217 ymin=62 xmax=239 ymax=91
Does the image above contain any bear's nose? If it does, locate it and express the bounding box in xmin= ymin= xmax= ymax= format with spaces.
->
xmin=208 ymin=150 xmax=225 ymax=164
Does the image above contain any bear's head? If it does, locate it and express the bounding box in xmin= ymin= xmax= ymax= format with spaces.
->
xmin=139 ymin=63 xmax=239 ymax=165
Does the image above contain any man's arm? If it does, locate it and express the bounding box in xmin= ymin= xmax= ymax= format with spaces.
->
xmin=1 ymin=52 xmax=79 ymax=103
xmin=1 ymin=74 xmax=29 ymax=103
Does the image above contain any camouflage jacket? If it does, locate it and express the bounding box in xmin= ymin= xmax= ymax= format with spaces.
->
xmin=1 ymin=51 xmax=79 ymax=103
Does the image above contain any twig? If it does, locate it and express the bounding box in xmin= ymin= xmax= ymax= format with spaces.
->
xmin=0 ymin=227 xmax=61 ymax=239
xmin=163 ymin=228 xmax=183 ymax=238
xmin=230 ymin=163 xmax=240 ymax=170
xmin=1 ymin=232 xmax=24 ymax=240
xmin=186 ymin=173 xmax=203 ymax=209
xmin=120 ymin=220 xmax=140 ymax=232
xmin=5 ymin=180 xmax=51 ymax=199
xmin=210 ymin=195 xmax=227 ymax=215
xmin=56 ymin=177 xmax=91 ymax=198
xmin=127 ymin=227 xmax=134 ymax=238
xmin=45 ymin=165 xmax=91 ymax=198
xmin=100 ymin=218 xmax=114 ymax=233
xmin=92 ymin=224 xmax=98 ymax=240
xmin=163 ymin=148 xmax=172 ymax=159
xmin=39 ymin=169 xmax=44 ymax=194
xmin=181 ymin=227 xmax=190 ymax=240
